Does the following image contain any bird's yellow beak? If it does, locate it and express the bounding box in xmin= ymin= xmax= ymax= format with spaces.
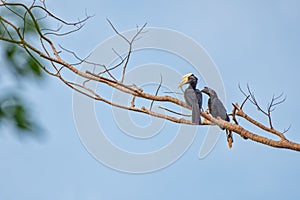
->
xmin=178 ymin=73 xmax=192 ymax=87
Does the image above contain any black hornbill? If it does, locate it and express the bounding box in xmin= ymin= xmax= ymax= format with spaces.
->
xmin=178 ymin=73 xmax=202 ymax=125
xmin=201 ymin=87 xmax=233 ymax=149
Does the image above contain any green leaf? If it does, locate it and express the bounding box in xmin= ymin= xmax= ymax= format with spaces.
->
xmin=13 ymin=104 xmax=32 ymax=131
xmin=0 ymin=95 xmax=35 ymax=132
xmin=5 ymin=44 xmax=17 ymax=59
xmin=26 ymin=56 xmax=43 ymax=77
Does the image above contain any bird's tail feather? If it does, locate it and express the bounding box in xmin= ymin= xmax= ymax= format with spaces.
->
xmin=192 ymin=105 xmax=201 ymax=125
xmin=226 ymin=129 xmax=233 ymax=149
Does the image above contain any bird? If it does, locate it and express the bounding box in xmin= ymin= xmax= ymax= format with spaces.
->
xmin=201 ymin=86 xmax=233 ymax=149
xmin=178 ymin=73 xmax=202 ymax=125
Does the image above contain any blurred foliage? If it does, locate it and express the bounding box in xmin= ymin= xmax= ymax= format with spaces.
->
xmin=0 ymin=94 xmax=36 ymax=132
xmin=5 ymin=44 xmax=43 ymax=78
xmin=0 ymin=3 xmax=45 ymax=138
xmin=0 ymin=59 xmax=43 ymax=138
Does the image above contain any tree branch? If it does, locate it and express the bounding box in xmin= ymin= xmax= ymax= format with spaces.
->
xmin=0 ymin=1 xmax=299 ymax=152
xmin=150 ymin=74 xmax=162 ymax=110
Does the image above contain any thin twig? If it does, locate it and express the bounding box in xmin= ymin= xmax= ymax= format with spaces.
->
xmin=150 ymin=74 xmax=162 ymax=110
xmin=283 ymin=125 xmax=291 ymax=134
xmin=106 ymin=18 xmax=130 ymax=44
xmin=230 ymin=103 xmax=239 ymax=125
xmin=158 ymin=106 xmax=191 ymax=117
xmin=240 ymin=95 xmax=250 ymax=109
xmin=163 ymin=91 xmax=183 ymax=95
xmin=131 ymin=96 xmax=136 ymax=108
xmin=1 ymin=1 xmax=300 ymax=152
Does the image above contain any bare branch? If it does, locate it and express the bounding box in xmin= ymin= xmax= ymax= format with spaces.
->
xmin=240 ymin=95 xmax=250 ymax=109
xmin=58 ymin=45 xmax=117 ymax=81
xmin=58 ymin=44 xmax=89 ymax=65
xmin=44 ymin=22 xmax=85 ymax=36
xmin=238 ymin=84 xmax=287 ymax=130
xmin=283 ymin=124 xmax=291 ymax=134
xmin=106 ymin=19 xmax=146 ymax=82
xmin=163 ymin=91 xmax=183 ymax=95
xmin=120 ymin=22 xmax=146 ymax=83
xmin=158 ymin=106 xmax=191 ymax=117
xmin=112 ymin=48 xmax=123 ymax=61
xmin=106 ymin=18 xmax=130 ymax=44
xmin=1 ymin=1 xmax=299 ymax=153
xmin=230 ymin=103 xmax=239 ymax=125
xmin=150 ymin=74 xmax=162 ymax=110
xmin=233 ymin=102 xmax=286 ymax=140
xmin=131 ymin=96 xmax=136 ymax=108
xmin=201 ymin=111 xmax=300 ymax=151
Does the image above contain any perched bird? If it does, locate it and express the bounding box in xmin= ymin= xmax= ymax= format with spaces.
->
xmin=201 ymin=87 xmax=233 ymax=149
xmin=178 ymin=73 xmax=202 ymax=125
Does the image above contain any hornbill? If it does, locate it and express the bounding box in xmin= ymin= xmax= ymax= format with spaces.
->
xmin=201 ymin=87 xmax=233 ymax=149
xmin=178 ymin=73 xmax=202 ymax=125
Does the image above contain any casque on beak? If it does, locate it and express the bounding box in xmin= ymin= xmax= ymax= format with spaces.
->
xmin=178 ymin=73 xmax=193 ymax=88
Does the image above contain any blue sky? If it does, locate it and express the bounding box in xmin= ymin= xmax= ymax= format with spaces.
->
xmin=1 ymin=0 xmax=300 ymax=199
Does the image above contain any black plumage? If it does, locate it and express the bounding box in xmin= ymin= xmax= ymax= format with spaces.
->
xmin=201 ymin=87 xmax=233 ymax=148
xmin=178 ymin=73 xmax=202 ymax=125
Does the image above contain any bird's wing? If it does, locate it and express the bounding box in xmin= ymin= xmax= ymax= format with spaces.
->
xmin=209 ymin=97 xmax=233 ymax=148
xmin=210 ymin=98 xmax=228 ymax=121
xmin=185 ymin=89 xmax=200 ymax=124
